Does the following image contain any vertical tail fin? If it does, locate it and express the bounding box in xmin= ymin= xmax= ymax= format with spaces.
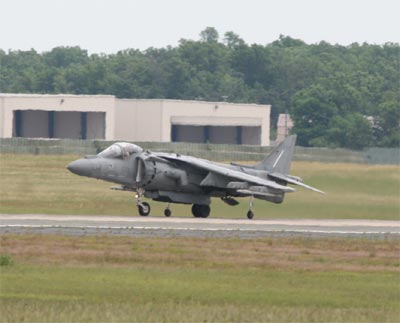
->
xmin=254 ymin=135 xmax=297 ymax=175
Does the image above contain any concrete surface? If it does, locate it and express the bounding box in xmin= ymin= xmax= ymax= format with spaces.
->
xmin=1 ymin=214 xmax=399 ymax=238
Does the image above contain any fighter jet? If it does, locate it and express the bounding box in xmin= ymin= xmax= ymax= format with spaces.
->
xmin=67 ymin=135 xmax=324 ymax=219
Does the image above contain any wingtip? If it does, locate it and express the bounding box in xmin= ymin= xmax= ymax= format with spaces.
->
xmin=313 ymin=188 xmax=326 ymax=194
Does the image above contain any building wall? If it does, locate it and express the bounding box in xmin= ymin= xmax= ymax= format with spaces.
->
xmin=276 ymin=113 xmax=294 ymax=143
xmin=1 ymin=96 xmax=13 ymax=138
xmin=1 ymin=95 xmax=271 ymax=146
xmin=114 ymin=100 xmax=163 ymax=141
xmin=0 ymin=94 xmax=115 ymax=139
xmin=0 ymin=97 xmax=5 ymax=138
xmin=161 ymin=100 xmax=270 ymax=145
xmin=113 ymin=99 xmax=270 ymax=145
xmin=87 ymin=112 xmax=105 ymax=139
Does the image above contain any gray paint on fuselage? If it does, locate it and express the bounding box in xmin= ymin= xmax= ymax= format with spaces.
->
xmin=67 ymin=136 xmax=324 ymax=217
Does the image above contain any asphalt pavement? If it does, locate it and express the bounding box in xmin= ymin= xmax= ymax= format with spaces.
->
xmin=1 ymin=214 xmax=399 ymax=238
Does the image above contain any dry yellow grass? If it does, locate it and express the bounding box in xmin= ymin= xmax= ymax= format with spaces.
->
xmin=1 ymin=234 xmax=399 ymax=273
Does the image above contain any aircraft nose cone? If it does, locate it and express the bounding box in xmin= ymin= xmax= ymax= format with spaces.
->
xmin=67 ymin=159 xmax=92 ymax=177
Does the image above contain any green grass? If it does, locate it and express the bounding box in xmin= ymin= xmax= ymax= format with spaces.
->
xmin=0 ymin=154 xmax=399 ymax=219
xmin=1 ymin=154 xmax=399 ymax=322
xmin=1 ymin=234 xmax=399 ymax=322
xmin=2 ymin=265 xmax=398 ymax=322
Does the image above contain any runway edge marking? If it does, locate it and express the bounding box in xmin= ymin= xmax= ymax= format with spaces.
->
xmin=1 ymin=224 xmax=399 ymax=235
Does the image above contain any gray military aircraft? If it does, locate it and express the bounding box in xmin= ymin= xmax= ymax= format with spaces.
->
xmin=67 ymin=135 xmax=324 ymax=219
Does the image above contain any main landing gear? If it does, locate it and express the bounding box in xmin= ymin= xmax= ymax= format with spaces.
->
xmin=191 ymin=204 xmax=210 ymax=218
xmin=134 ymin=188 xmax=253 ymax=219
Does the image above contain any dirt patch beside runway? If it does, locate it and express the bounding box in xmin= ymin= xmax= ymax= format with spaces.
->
xmin=2 ymin=234 xmax=399 ymax=272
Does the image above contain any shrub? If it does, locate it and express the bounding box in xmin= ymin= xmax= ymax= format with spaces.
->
xmin=0 ymin=254 xmax=14 ymax=266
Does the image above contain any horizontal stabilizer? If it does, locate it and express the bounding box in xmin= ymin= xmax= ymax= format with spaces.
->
xmin=269 ymin=172 xmax=325 ymax=194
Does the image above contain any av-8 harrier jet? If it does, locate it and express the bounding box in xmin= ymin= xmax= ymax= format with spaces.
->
xmin=67 ymin=135 xmax=323 ymax=219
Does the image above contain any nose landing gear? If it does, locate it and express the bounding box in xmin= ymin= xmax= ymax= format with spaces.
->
xmin=136 ymin=188 xmax=151 ymax=216
xmin=138 ymin=202 xmax=151 ymax=216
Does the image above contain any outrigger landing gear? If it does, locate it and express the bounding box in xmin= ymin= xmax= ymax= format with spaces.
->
xmin=136 ymin=188 xmax=151 ymax=216
xmin=164 ymin=203 xmax=171 ymax=217
xmin=247 ymin=196 xmax=254 ymax=219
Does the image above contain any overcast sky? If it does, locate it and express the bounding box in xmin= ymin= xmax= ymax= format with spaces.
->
xmin=1 ymin=0 xmax=399 ymax=54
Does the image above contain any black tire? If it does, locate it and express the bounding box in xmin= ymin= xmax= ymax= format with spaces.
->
xmin=200 ymin=205 xmax=210 ymax=218
xmin=138 ymin=202 xmax=150 ymax=216
xmin=247 ymin=210 xmax=254 ymax=219
xmin=191 ymin=204 xmax=201 ymax=217
xmin=192 ymin=204 xmax=210 ymax=218
xmin=164 ymin=208 xmax=171 ymax=217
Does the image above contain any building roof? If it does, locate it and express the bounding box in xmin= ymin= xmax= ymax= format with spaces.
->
xmin=0 ymin=93 xmax=115 ymax=98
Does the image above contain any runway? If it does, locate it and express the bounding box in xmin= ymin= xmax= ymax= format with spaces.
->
xmin=1 ymin=214 xmax=399 ymax=238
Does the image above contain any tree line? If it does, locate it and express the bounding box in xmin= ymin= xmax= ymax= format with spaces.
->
xmin=0 ymin=27 xmax=398 ymax=149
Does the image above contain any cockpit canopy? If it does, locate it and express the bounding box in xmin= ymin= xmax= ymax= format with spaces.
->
xmin=98 ymin=142 xmax=143 ymax=159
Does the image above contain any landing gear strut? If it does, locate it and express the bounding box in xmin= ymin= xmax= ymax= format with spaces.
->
xmin=247 ymin=196 xmax=254 ymax=219
xmin=136 ymin=188 xmax=150 ymax=216
xmin=191 ymin=204 xmax=210 ymax=218
xmin=164 ymin=203 xmax=171 ymax=217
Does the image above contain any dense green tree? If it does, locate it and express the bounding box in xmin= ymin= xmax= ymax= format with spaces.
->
xmin=291 ymin=84 xmax=376 ymax=149
xmin=291 ymin=85 xmax=338 ymax=147
xmin=0 ymin=29 xmax=398 ymax=148
xmin=223 ymin=31 xmax=245 ymax=48
xmin=326 ymin=113 xmax=374 ymax=149
xmin=374 ymin=96 xmax=400 ymax=147
xmin=44 ymin=46 xmax=88 ymax=68
xmin=200 ymin=27 xmax=219 ymax=43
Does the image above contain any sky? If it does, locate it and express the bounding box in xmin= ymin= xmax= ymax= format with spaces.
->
xmin=1 ymin=0 xmax=399 ymax=54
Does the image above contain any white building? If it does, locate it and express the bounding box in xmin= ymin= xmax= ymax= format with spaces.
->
xmin=0 ymin=94 xmax=271 ymax=145
xmin=276 ymin=113 xmax=294 ymax=143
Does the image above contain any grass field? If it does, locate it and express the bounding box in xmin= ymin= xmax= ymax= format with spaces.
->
xmin=0 ymin=154 xmax=399 ymax=219
xmin=1 ymin=234 xmax=399 ymax=322
xmin=1 ymin=154 xmax=399 ymax=322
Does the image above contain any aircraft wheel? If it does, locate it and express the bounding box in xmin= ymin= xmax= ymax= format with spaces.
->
xmin=164 ymin=208 xmax=171 ymax=217
xmin=200 ymin=205 xmax=210 ymax=218
xmin=191 ymin=204 xmax=201 ymax=217
xmin=192 ymin=204 xmax=210 ymax=218
xmin=138 ymin=202 xmax=150 ymax=216
xmin=247 ymin=210 xmax=254 ymax=220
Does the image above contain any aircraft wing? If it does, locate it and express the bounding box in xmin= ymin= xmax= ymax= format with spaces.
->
xmin=152 ymin=153 xmax=295 ymax=193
